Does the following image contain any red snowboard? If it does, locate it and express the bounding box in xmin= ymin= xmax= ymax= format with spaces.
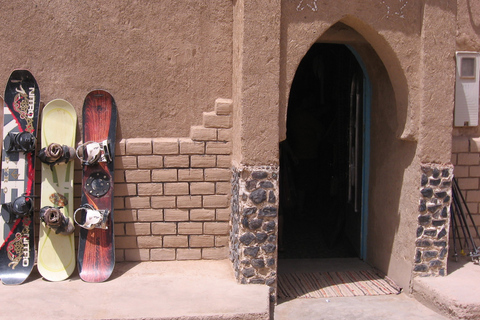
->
xmin=76 ymin=90 xmax=117 ymax=282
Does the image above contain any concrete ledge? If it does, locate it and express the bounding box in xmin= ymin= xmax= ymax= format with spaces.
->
xmin=0 ymin=260 xmax=270 ymax=320
xmin=412 ymin=259 xmax=480 ymax=319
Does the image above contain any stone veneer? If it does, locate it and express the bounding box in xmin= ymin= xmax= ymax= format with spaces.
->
xmin=230 ymin=166 xmax=279 ymax=298
xmin=81 ymin=98 xmax=234 ymax=262
xmin=414 ymin=163 xmax=453 ymax=277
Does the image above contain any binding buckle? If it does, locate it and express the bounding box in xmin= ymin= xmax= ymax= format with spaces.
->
xmin=4 ymin=131 xmax=36 ymax=153
xmin=39 ymin=206 xmax=75 ymax=235
xmin=2 ymin=195 xmax=34 ymax=224
xmin=76 ymin=140 xmax=112 ymax=166
xmin=74 ymin=204 xmax=109 ymax=230
xmin=38 ymin=143 xmax=75 ymax=170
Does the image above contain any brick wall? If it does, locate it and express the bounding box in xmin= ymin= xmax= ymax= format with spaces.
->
xmin=82 ymin=98 xmax=233 ymax=262
xmin=451 ymin=136 xmax=480 ymax=240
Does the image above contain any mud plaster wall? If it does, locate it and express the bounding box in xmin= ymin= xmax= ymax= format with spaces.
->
xmin=0 ymin=1 xmax=232 ymax=140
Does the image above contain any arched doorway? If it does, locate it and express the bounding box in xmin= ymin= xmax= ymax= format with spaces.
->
xmin=279 ymin=43 xmax=370 ymax=260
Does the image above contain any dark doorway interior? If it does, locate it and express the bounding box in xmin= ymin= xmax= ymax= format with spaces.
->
xmin=279 ymin=43 xmax=364 ymax=259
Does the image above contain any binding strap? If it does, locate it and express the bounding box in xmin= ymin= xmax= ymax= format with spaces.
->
xmin=76 ymin=140 xmax=112 ymax=166
xmin=38 ymin=143 xmax=75 ymax=170
xmin=39 ymin=206 xmax=75 ymax=235
xmin=2 ymin=195 xmax=34 ymax=224
xmin=4 ymin=131 xmax=36 ymax=153
xmin=74 ymin=204 xmax=109 ymax=230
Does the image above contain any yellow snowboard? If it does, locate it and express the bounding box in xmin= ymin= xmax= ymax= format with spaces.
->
xmin=38 ymin=99 xmax=76 ymax=281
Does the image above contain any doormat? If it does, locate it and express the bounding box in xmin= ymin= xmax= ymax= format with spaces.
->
xmin=277 ymin=270 xmax=401 ymax=299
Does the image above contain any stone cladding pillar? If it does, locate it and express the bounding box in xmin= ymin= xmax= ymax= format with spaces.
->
xmin=414 ymin=163 xmax=453 ymax=276
xmin=230 ymin=166 xmax=279 ymax=299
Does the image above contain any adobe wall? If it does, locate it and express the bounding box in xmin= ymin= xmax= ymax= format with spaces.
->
xmin=0 ymin=0 xmax=233 ymax=139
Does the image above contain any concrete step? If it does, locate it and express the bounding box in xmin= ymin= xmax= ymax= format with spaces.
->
xmin=412 ymin=257 xmax=480 ymax=319
xmin=0 ymin=260 xmax=270 ymax=320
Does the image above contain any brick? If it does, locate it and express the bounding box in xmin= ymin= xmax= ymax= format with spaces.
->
xmin=164 ymin=209 xmax=189 ymax=221
xmin=177 ymin=249 xmax=202 ymax=260
xmin=178 ymin=169 xmax=204 ymax=182
xmin=216 ymin=155 xmax=232 ymax=168
xmin=125 ymin=170 xmax=151 ymax=183
xmin=191 ymin=155 xmax=216 ymax=168
xmin=177 ymin=196 xmax=202 ymax=208
xmin=203 ymin=195 xmax=229 ymax=208
xmin=190 ymin=126 xmax=217 ymax=141
xmin=179 ymin=139 xmax=205 ymax=154
xmin=470 ymin=166 xmax=480 ymax=177
xmin=152 ymin=222 xmax=177 ymax=235
xmin=126 ymin=138 xmax=152 ymax=155
xmin=217 ymin=129 xmax=232 ymax=142
xmin=115 ymin=236 xmax=137 ymax=249
xmin=115 ymin=249 xmax=125 ymax=262
xmin=115 ymin=183 xmax=137 ymax=196
xmin=467 ymin=190 xmax=480 ymax=202
xmin=152 ymin=169 xmax=177 ymax=182
xmin=190 ymin=209 xmax=215 ymax=221
xmin=164 ymin=183 xmax=189 ymax=195
xmin=116 ymin=156 xmax=137 ymax=169
xmin=115 ymin=223 xmax=126 ymax=236
xmin=116 ymin=139 xmax=126 ymax=156
xmin=204 ymin=168 xmax=231 ymax=181
xmin=138 ymin=209 xmax=163 ymax=221
xmin=138 ymin=183 xmax=163 ymax=196
xmin=457 ymin=153 xmax=479 ymax=166
xmin=151 ymin=249 xmax=176 ymax=261
xmin=204 ymin=222 xmax=229 ymax=235
xmin=470 ymin=137 xmax=480 ymax=152
xmin=451 ymin=154 xmax=457 ymax=165
xmin=216 ymin=182 xmax=231 ymax=195
xmin=153 ymin=138 xmax=179 ymax=155
xmin=190 ymin=182 xmax=215 ymax=195
xmin=114 ymin=170 xmax=126 ymax=183
xmin=137 ymin=236 xmax=163 ymax=248
xmin=206 ymin=142 xmax=232 ymax=155
xmin=125 ymin=196 xmax=151 ymax=209
xmin=115 ymin=197 xmax=125 ymax=209
xmin=163 ymin=235 xmax=188 ymax=247
xmin=164 ymin=155 xmax=190 ymax=168
xmin=115 ymin=210 xmax=137 ymax=222
xmin=190 ymin=235 xmax=214 ymax=247
xmin=457 ymin=178 xmax=479 ymax=190
xmin=202 ymin=247 xmax=228 ymax=260
xmin=138 ymin=155 xmax=163 ymax=169
xmin=203 ymin=111 xmax=232 ymax=129
xmin=151 ymin=196 xmax=176 ymax=208
xmin=215 ymin=98 xmax=233 ymax=115
xmin=125 ymin=249 xmax=150 ymax=261
xmin=178 ymin=222 xmax=203 ymax=235
xmin=125 ymin=222 xmax=151 ymax=235
xmin=452 ymin=165 xmax=469 ymax=178
xmin=452 ymin=137 xmax=469 ymax=153
xmin=215 ymin=236 xmax=229 ymax=247
xmin=216 ymin=208 xmax=231 ymax=221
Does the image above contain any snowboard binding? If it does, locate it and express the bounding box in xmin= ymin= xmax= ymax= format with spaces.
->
xmin=4 ymin=131 xmax=36 ymax=153
xmin=38 ymin=143 xmax=76 ymax=170
xmin=39 ymin=206 xmax=75 ymax=235
xmin=2 ymin=194 xmax=34 ymax=224
xmin=76 ymin=140 xmax=112 ymax=166
xmin=74 ymin=204 xmax=110 ymax=230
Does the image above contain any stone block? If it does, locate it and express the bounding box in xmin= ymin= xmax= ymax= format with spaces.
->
xmin=190 ymin=209 xmax=215 ymax=221
xmin=178 ymin=169 xmax=204 ymax=181
xmin=125 ymin=196 xmax=151 ymax=209
xmin=152 ymin=169 xmax=178 ymax=182
xmin=190 ymin=126 xmax=217 ymax=141
xmin=202 ymin=247 xmax=228 ymax=260
xmin=138 ymin=209 xmax=163 ymax=221
xmin=191 ymin=155 xmax=216 ymax=167
xmin=164 ymin=209 xmax=189 ymax=221
xmin=152 ymin=222 xmax=177 ymax=235
xmin=204 ymin=168 xmax=231 ymax=181
xmin=203 ymin=195 xmax=230 ymax=208
xmin=138 ymin=183 xmax=163 ymax=196
xmin=126 ymin=138 xmax=152 ymax=155
xmin=177 ymin=248 xmax=202 ymax=260
xmin=138 ymin=155 xmax=163 ymax=169
xmin=216 ymin=155 xmax=232 ymax=168
xmin=164 ymin=155 xmax=190 ymax=168
xmin=164 ymin=182 xmax=189 ymax=195
xmin=137 ymin=236 xmax=163 ymax=248
xmin=203 ymin=111 xmax=232 ymax=129
xmin=116 ymin=156 xmax=137 ymax=169
xmin=177 ymin=196 xmax=202 ymax=208
xmin=190 ymin=235 xmax=215 ymax=247
xmin=178 ymin=222 xmax=203 ymax=235
xmin=179 ymin=139 xmax=205 ymax=154
xmin=126 ymin=222 xmax=151 ymax=235
xmin=163 ymin=235 xmax=188 ymax=248
xmin=151 ymin=196 xmax=176 ymax=209
xmin=457 ymin=153 xmax=480 ymax=165
xmin=215 ymin=98 xmax=233 ymax=115
xmin=217 ymin=128 xmax=232 ymax=142
xmin=204 ymin=222 xmax=230 ymax=235
xmin=190 ymin=182 xmax=215 ymax=195
xmin=125 ymin=170 xmax=151 ymax=182
xmin=206 ymin=141 xmax=232 ymax=155
xmin=152 ymin=138 xmax=179 ymax=155
xmin=151 ymin=249 xmax=176 ymax=261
